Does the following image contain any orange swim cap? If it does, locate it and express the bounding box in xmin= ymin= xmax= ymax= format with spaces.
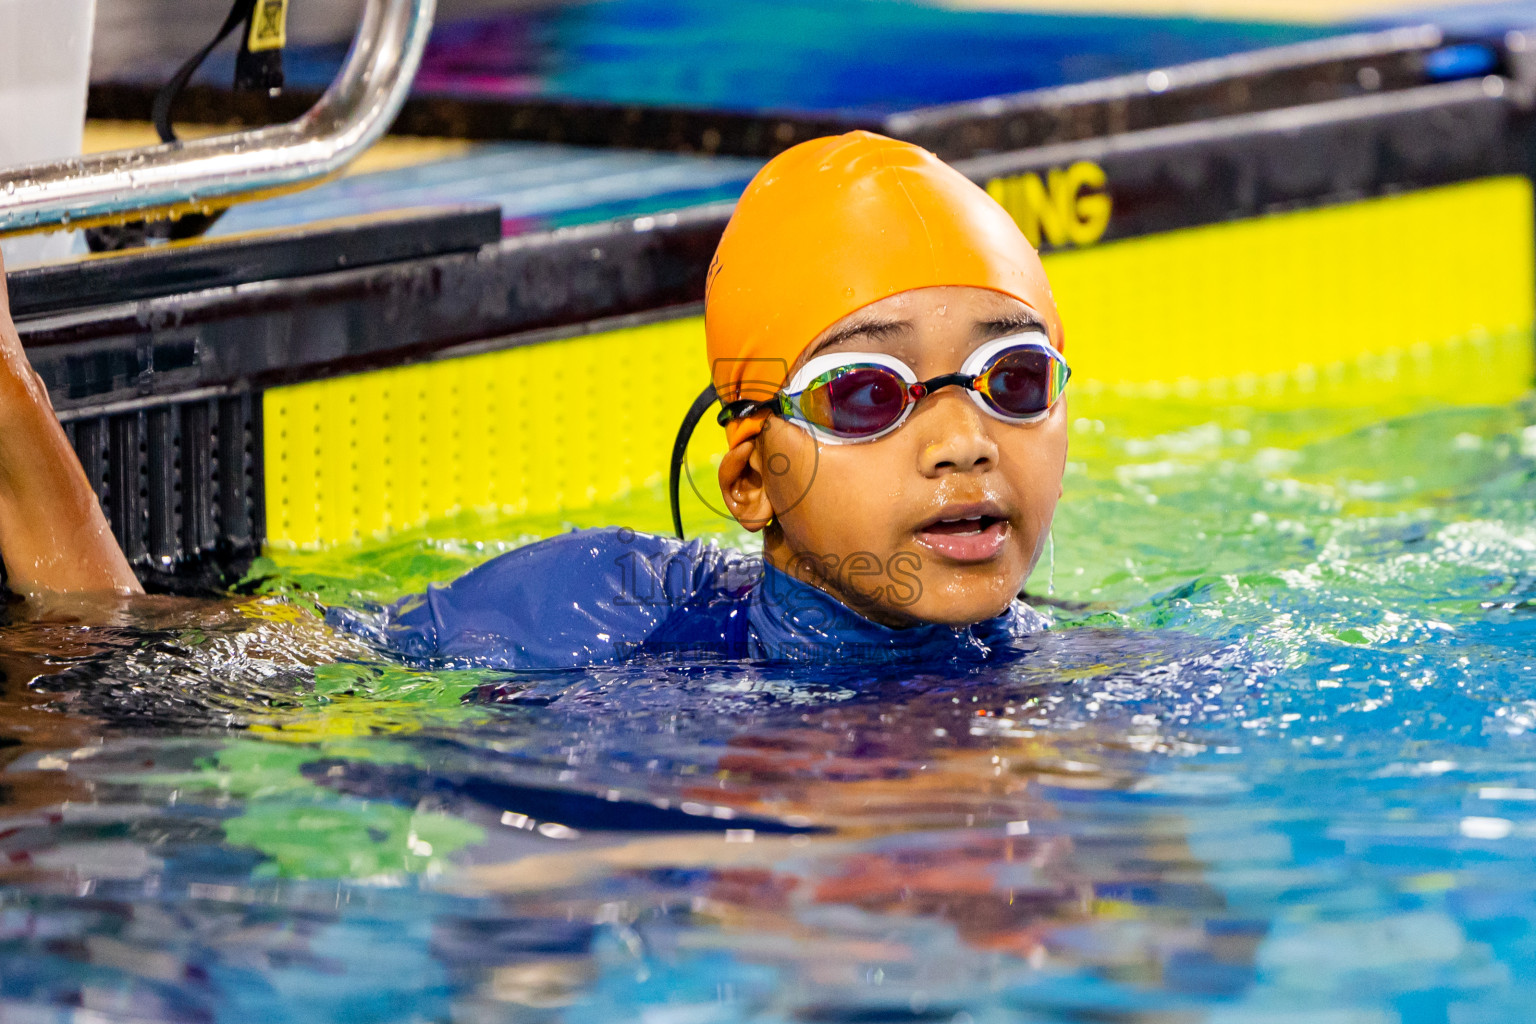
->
xmin=704 ymin=130 xmax=1062 ymax=448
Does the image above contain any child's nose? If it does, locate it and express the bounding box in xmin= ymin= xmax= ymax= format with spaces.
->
xmin=915 ymin=391 xmax=999 ymax=477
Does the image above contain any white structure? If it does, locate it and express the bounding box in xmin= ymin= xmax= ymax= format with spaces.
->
xmin=0 ymin=0 xmax=95 ymax=267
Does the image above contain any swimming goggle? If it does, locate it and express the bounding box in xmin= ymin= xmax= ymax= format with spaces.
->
xmin=717 ymin=332 xmax=1070 ymax=443
xmin=668 ymin=332 xmax=1069 ymax=539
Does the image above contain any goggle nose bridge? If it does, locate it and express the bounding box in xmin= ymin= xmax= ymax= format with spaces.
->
xmin=908 ymin=371 xmax=978 ymax=401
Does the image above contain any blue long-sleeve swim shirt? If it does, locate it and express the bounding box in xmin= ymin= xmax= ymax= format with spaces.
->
xmin=328 ymin=527 xmax=1049 ymax=670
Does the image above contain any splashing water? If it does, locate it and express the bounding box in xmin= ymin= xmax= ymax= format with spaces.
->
xmin=0 ymin=339 xmax=1534 ymax=1022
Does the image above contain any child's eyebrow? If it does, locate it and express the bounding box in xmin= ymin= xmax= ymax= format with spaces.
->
xmin=804 ymin=310 xmax=1045 ymax=363
xmin=975 ymin=313 xmax=1047 ymax=339
xmin=806 ymin=317 xmax=913 ymax=358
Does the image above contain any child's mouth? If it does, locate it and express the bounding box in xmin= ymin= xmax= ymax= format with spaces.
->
xmin=914 ymin=510 xmax=1010 ymax=563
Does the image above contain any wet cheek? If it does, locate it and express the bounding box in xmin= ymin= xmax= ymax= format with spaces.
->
xmin=811 ymin=451 xmax=907 ymax=546
xmin=830 ymin=458 xmax=888 ymax=518
xmin=1000 ymin=431 xmax=1067 ymax=502
xmin=765 ymin=455 xmax=812 ymax=510
xmin=761 ymin=429 xmax=818 ymax=512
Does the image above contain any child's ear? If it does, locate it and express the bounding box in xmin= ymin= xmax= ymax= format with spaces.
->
xmin=718 ymin=439 xmax=775 ymax=532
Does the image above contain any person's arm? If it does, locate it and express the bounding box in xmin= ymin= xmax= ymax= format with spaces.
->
xmin=0 ymin=251 xmax=141 ymax=597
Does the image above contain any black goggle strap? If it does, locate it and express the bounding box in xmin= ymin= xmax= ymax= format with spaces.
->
xmin=669 ymin=383 xmax=725 ymax=540
xmin=671 ymin=389 xmax=791 ymax=540
xmin=715 ymin=399 xmax=758 ymax=425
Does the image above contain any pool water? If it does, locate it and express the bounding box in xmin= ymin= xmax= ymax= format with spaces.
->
xmin=2 ymin=339 xmax=1535 ymax=1022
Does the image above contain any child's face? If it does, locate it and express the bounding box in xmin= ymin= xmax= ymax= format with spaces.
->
xmin=749 ymin=285 xmax=1069 ymax=627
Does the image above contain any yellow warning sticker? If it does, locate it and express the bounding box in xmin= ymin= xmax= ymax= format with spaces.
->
xmin=247 ymin=0 xmax=289 ymax=52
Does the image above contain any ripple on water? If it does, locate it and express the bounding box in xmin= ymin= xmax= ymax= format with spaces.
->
xmin=0 ymin=388 xmax=1532 ymax=1019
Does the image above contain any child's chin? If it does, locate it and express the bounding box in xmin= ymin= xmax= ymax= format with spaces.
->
xmin=907 ymin=574 xmax=1019 ymax=627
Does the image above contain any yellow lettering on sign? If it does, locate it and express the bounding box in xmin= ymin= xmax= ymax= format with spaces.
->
xmin=247 ymin=0 xmax=289 ymax=52
xmin=986 ymin=161 xmax=1111 ymax=250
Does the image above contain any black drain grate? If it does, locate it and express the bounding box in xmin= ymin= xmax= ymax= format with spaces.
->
xmin=61 ymin=394 xmax=264 ymax=593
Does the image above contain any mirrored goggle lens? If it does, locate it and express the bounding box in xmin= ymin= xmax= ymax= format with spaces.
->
xmin=978 ymin=347 xmax=1068 ymax=419
xmin=799 ymin=364 xmax=911 ymax=437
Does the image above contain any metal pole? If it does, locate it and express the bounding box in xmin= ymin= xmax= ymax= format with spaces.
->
xmin=0 ymin=0 xmax=436 ymax=236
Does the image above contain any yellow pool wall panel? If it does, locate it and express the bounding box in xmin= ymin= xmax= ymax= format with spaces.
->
xmin=1048 ymin=175 xmax=1535 ymax=397
xmin=265 ymin=176 xmax=1536 ymax=549
xmin=265 ymin=318 xmax=709 ymax=549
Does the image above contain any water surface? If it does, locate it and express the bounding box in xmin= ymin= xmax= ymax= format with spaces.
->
xmin=2 ymin=341 xmax=1534 ymax=1022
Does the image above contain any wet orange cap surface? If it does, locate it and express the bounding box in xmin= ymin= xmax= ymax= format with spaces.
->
xmin=704 ymin=130 xmax=1063 ymax=447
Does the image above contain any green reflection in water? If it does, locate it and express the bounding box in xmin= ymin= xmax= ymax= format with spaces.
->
xmin=199 ymin=331 xmax=1536 ymax=878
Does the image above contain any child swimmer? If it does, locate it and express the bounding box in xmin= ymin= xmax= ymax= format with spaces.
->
xmin=0 ymin=131 xmax=1071 ymax=669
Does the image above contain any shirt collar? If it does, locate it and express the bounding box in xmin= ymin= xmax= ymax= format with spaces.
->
xmin=745 ymin=562 xmax=1043 ymax=664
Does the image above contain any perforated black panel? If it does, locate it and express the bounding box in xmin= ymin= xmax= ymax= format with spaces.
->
xmin=61 ymin=394 xmax=263 ymax=593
